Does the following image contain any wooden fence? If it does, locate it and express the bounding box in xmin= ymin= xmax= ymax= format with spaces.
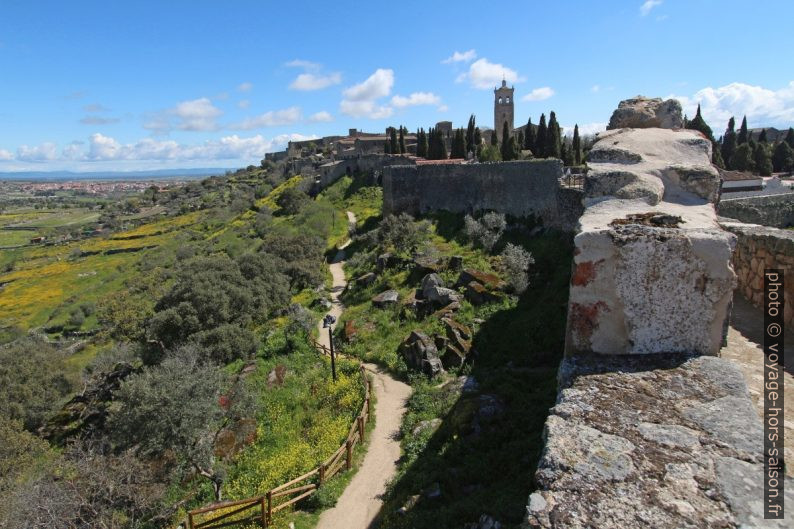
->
xmin=185 ymin=359 xmax=371 ymax=529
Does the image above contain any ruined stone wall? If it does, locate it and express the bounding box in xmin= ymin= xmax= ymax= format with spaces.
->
xmin=721 ymin=220 xmax=794 ymax=327
xmin=717 ymin=193 xmax=794 ymax=228
xmin=318 ymin=154 xmax=415 ymax=189
xmin=383 ymin=160 xmax=580 ymax=230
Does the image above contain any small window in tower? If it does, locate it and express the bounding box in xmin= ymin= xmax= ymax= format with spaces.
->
xmin=498 ymin=97 xmax=502 ymax=104
xmin=506 ymin=97 xmax=510 ymax=104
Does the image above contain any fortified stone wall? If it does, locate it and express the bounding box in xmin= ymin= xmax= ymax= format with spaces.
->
xmin=319 ymin=154 xmax=415 ymax=188
xmin=721 ymin=220 xmax=794 ymax=327
xmin=382 ymin=160 xmax=582 ymax=230
xmin=717 ymin=193 xmax=794 ymax=228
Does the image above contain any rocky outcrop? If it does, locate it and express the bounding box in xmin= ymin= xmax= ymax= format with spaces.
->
xmin=567 ymin=125 xmax=735 ymax=356
xmin=607 ymin=96 xmax=683 ymax=130
xmin=372 ymin=289 xmax=399 ymax=308
xmin=399 ymin=330 xmax=443 ymax=377
xmin=525 ymin=354 xmax=793 ymax=529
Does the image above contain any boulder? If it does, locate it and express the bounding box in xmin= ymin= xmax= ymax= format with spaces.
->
xmin=448 ymin=255 xmax=464 ymax=271
xmin=432 ymin=301 xmax=461 ymax=319
xmin=420 ymin=273 xmax=445 ymax=295
xmin=400 ymin=289 xmax=428 ymax=319
xmin=606 ymin=96 xmax=683 ymax=130
xmin=413 ymin=255 xmax=444 ymax=275
xmin=355 ymin=272 xmax=376 ymax=286
xmin=399 ymin=330 xmax=443 ymax=377
xmin=439 ymin=318 xmax=473 ymax=368
xmin=343 ymin=320 xmax=358 ymax=342
xmin=377 ymin=252 xmax=398 ymax=271
xmin=457 ymin=269 xmax=505 ymax=290
xmin=267 ymin=364 xmax=288 ymax=387
xmin=412 ymin=418 xmax=442 ymax=437
xmin=214 ymin=418 xmax=257 ymax=460
xmin=372 ymin=289 xmax=399 ymax=308
xmin=464 ymin=281 xmax=502 ymax=306
xmin=425 ymin=286 xmax=461 ymax=306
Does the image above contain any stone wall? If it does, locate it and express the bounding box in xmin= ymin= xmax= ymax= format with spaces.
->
xmin=565 ymin=128 xmax=735 ymax=356
xmin=319 ymin=154 xmax=415 ymax=189
xmin=717 ymin=193 xmax=794 ymax=228
xmin=382 ymin=160 xmax=582 ymax=230
xmin=721 ymin=220 xmax=794 ymax=326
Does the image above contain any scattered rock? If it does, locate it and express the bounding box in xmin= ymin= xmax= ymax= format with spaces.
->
xmin=457 ymin=269 xmax=505 ymax=290
xmin=355 ymin=272 xmax=376 ymax=286
xmin=606 ymin=96 xmax=683 ymax=130
xmin=432 ymin=301 xmax=460 ymax=318
xmin=464 ymin=281 xmax=502 ymax=306
xmin=400 ymin=289 xmax=428 ymax=319
xmin=398 ymin=330 xmax=443 ymax=377
xmin=267 ymin=364 xmax=287 ymax=387
xmin=343 ymin=320 xmax=358 ymax=342
xmin=377 ymin=252 xmax=398 ymax=271
xmin=425 ymin=286 xmax=461 ymax=306
xmin=420 ymin=273 xmax=445 ymax=295
xmin=413 ymin=255 xmax=444 ymax=275
xmin=448 ymin=255 xmax=464 ymax=271
xmin=396 ymin=494 xmax=421 ymax=515
xmin=372 ymin=289 xmax=400 ymax=308
xmin=412 ymin=418 xmax=442 ymax=437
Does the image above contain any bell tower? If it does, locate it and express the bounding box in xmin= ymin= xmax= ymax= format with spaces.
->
xmin=494 ymin=79 xmax=514 ymax=143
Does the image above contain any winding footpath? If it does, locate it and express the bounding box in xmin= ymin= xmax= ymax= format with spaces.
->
xmin=315 ymin=211 xmax=412 ymax=529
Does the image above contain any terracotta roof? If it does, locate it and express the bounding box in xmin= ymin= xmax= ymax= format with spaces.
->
xmin=415 ymin=158 xmax=466 ymax=165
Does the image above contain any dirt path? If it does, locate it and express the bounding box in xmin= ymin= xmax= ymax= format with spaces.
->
xmin=315 ymin=211 xmax=412 ymax=529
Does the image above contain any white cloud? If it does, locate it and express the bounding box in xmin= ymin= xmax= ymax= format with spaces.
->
xmin=308 ymin=111 xmax=333 ymax=123
xmin=80 ymin=116 xmax=120 ymax=125
xmin=342 ymin=69 xmax=394 ymax=101
xmin=522 ymin=87 xmax=555 ymax=102
xmin=16 ymin=142 xmax=57 ymax=162
xmin=87 ymin=133 xmax=123 ymax=160
xmin=238 ymin=82 xmax=253 ymax=92
xmin=457 ymin=58 xmax=522 ymax=90
xmin=62 ymin=142 xmax=84 ymax=160
xmin=437 ymin=105 xmax=449 ymax=113
xmin=672 ymin=81 xmax=794 ymax=129
xmin=339 ymin=100 xmax=393 ymax=119
xmin=562 ymin=122 xmax=607 ymax=138
xmin=0 ymin=149 xmax=13 ymax=161
xmin=640 ymin=0 xmax=662 ymax=16
xmin=591 ymin=85 xmax=600 ymax=93
xmin=83 ymin=103 xmax=110 ymax=112
xmin=340 ymin=69 xmax=395 ymax=119
xmin=286 ymin=59 xmax=321 ymax=71
xmin=442 ymin=49 xmax=477 ymax=64
xmin=290 ymin=72 xmax=342 ymax=91
xmin=391 ymin=92 xmax=442 ymax=108
xmin=144 ymin=97 xmax=223 ymax=133
xmin=230 ymin=106 xmax=302 ymax=130
xmin=238 ymin=99 xmax=250 ymax=109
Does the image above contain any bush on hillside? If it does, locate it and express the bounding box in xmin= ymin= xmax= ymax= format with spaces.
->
xmin=464 ymin=212 xmax=506 ymax=252
xmin=500 ymin=243 xmax=535 ymax=294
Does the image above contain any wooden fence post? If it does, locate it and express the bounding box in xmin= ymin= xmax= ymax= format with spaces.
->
xmin=260 ymin=496 xmax=267 ymax=527
xmin=319 ymin=463 xmax=325 ymax=485
xmin=266 ymin=490 xmax=273 ymax=526
xmin=358 ymin=415 xmax=365 ymax=441
xmin=187 ymin=513 xmax=194 ymax=529
xmin=367 ymin=396 xmax=372 ymax=417
xmin=346 ymin=439 xmax=353 ymax=470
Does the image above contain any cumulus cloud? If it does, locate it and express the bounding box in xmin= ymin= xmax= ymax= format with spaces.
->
xmin=144 ymin=97 xmax=223 ymax=133
xmin=640 ymin=0 xmax=662 ymax=16
xmin=340 ymin=69 xmax=395 ymax=119
xmin=16 ymin=142 xmax=58 ymax=162
xmin=290 ymin=72 xmax=342 ymax=91
xmin=456 ymin=58 xmax=522 ymax=90
xmin=562 ymin=122 xmax=607 ymax=138
xmin=442 ymin=49 xmax=477 ymax=64
xmin=522 ymin=87 xmax=555 ymax=102
xmin=286 ymin=60 xmax=341 ymax=91
xmin=308 ymin=111 xmax=333 ymax=123
xmin=83 ymin=103 xmax=110 ymax=112
xmin=391 ymin=92 xmax=442 ymax=108
xmin=672 ymin=81 xmax=794 ymax=129
xmin=230 ymin=106 xmax=303 ymax=130
xmin=237 ymin=82 xmax=253 ymax=92
xmin=80 ymin=116 xmax=121 ymax=125
xmin=0 ymin=149 xmax=13 ymax=161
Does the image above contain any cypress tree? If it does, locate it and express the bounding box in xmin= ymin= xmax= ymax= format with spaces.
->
xmin=731 ymin=143 xmax=754 ymax=172
xmin=572 ymin=124 xmax=582 ymax=165
xmin=524 ymin=117 xmax=535 ymax=152
xmin=501 ymin=122 xmax=513 ymax=160
xmin=384 ymin=141 xmax=391 ymax=155
xmin=490 ymin=128 xmax=499 ymax=147
xmin=398 ymin=126 xmax=406 ymax=154
xmin=737 ymin=116 xmax=749 ymax=145
xmin=721 ymin=117 xmax=737 ymax=170
xmin=685 ymin=104 xmax=714 ymax=140
xmin=451 ymin=128 xmax=467 ymax=159
xmin=416 ymin=128 xmax=428 ymax=158
xmin=772 ymin=141 xmax=794 ymax=173
xmin=560 ymin=140 xmax=571 ymax=165
xmin=786 ymin=128 xmax=794 ymax=149
xmin=466 ymin=115 xmax=476 ymax=155
xmin=536 ymin=114 xmax=547 ymax=158
xmin=758 ymin=128 xmax=768 ymax=143
xmin=754 ymin=142 xmax=773 ymax=176
xmin=436 ymin=128 xmax=448 ymax=159
xmin=546 ymin=111 xmax=562 ymax=159
xmin=389 ymin=127 xmax=398 ymax=154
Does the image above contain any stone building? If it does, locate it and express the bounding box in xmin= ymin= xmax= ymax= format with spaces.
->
xmin=494 ymin=79 xmax=514 ymax=142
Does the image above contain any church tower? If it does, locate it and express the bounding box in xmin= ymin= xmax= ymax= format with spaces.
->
xmin=494 ymin=79 xmax=514 ymax=142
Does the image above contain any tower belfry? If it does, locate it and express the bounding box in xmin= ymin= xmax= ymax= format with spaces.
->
xmin=494 ymin=79 xmax=514 ymax=143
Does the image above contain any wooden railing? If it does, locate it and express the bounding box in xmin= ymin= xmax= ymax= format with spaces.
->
xmin=185 ymin=362 xmax=372 ymax=529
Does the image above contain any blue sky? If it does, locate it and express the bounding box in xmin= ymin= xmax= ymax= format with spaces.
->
xmin=1 ymin=0 xmax=793 ymax=171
